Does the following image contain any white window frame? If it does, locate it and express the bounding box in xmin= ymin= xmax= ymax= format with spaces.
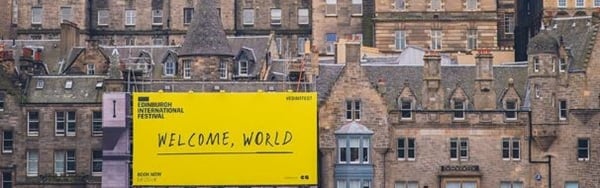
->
xmin=326 ymin=33 xmax=337 ymax=55
xmin=31 ymin=7 xmax=43 ymax=24
xmin=152 ymin=9 xmax=163 ymax=25
xmin=533 ymin=57 xmax=540 ymax=72
xmin=559 ymin=58 xmax=567 ymax=72
xmin=400 ymin=100 xmax=412 ymax=120
xmin=504 ymin=100 xmax=518 ymax=120
xmin=125 ymin=9 xmax=136 ymax=26
xmin=431 ymin=30 xmax=442 ymax=50
xmin=558 ymin=0 xmax=567 ymax=8
xmin=92 ymin=111 xmax=103 ymax=136
xmin=534 ymin=84 xmax=541 ymax=98
xmin=326 ymin=0 xmax=337 ymax=16
xmin=164 ymin=60 xmax=175 ymax=76
xmin=97 ymin=10 xmax=109 ymax=26
xmin=183 ymin=8 xmax=193 ymax=25
xmin=453 ymin=100 xmax=466 ymax=120
xmin=2 ymin=130 xmax=13 ymax=153
xmin=577 ymin=138 xmax=589 ymax=161
xmin=345 ymin=100 xmax=361 ymax=121
xmin=395 ymin=181 xmax=419 ymax=188
xmin=298 ymin=8 xmax=309 ymax=25
xmin=565 ymin=182 xmax=579 ymax=188
xmin=559 ymin=100 xmax=568 ymax=120
xmin=500 ymin=181 xmax=523 ymax=188
xmin=27 ymin=111 xmax=39 ymax=137
xmin=275 ymin=37 xmax=283 ymax=55
xmin=87 ymin=64 xmax=95 ymax=75
xmin=183 ymin=60 xmax=192 ymax=79
xmin=54 ymin=150 xmax=76 ymax=175
xmin=596 ymin=0 xmax=600 ymax=7
xmin=218 ymin=61 xmax=228 ymax=80
xmin=431 ymin=0 xmax=442 ymax=10
xmin=2 ymin=171 xmax=12 ymax=188
xmin=466 ymin=0 xmax=477 ymax=10
xmin=502 ymin=138 xmax=520 ymax=161
xmin=337 ymin=179 xmax=372 ymax=188
xmin=298 ymin=37 xmax=307 ymax=55
xmin=27 ymin=150 xmax=38 ymax=176
xmin=395 ymin=0 xmax=406 ymax=10
xmin=271 ymin=8 xmax=282 ymax=25
xmin=395 ymin=30 xmax=406 ymax=50
xmin=92 ymin=150 xmax=102 ymax=176
xmin=467 ymin=29 xmax=477 ymax=50
xmin=55 ymin=111 xmax=76 ymax=137
xmin=576 ymin=0 xmax=584 ymax=7
xmin=243 ymin=9 xmax=255 ymax=25
xmin=450 ymin=138 xmax=468 ymax=161
xmin=338 ymin=137 xmax=370 ymax=164
xmin=397 ymin=137 xmax=416 ymax=161
xmin=238 ymin=60 xmax=249 ymax=76
xmin=35 ymin=80 xmax=44 ymax=89
xmin=60 ymin=7 xmax=73 ymax=23
xmin=351 ymin=0 xmax=363 ymax=16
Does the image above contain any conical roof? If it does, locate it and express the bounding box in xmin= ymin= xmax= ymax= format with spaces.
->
xmin=179 ymin=0 xmax=233 ymax=57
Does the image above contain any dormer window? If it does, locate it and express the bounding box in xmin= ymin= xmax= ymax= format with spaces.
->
xmin=36 ymin=80 xmax=44 ymax=89
xmin=87 ymin=64 xmax=95 ymax=75
xmin=400 ymin=100 xmax=413 ymax=120
xmin=164 ymin=60 xmax=175 ymax=76
xmin=533 ymin=57 xmax=540 ymax=72
xmin=238 ymin=60 xmax=249 ymax=76
xmin=559 ymin=58 xmax=566 ymax=72
xmin=505 ymin=100 xmax=517 ymax=120
xmin=452 ymin=100 xmax=465 ymax=120
xmin=65 ymin=80 xmax=73 ymax=89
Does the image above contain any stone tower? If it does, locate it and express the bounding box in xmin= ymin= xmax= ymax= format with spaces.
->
xmin=178 ymin=0 xmax=234 ymax=80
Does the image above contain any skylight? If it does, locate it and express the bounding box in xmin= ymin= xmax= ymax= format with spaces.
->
xmin=65 ymin=80 xmax=73 ymax=89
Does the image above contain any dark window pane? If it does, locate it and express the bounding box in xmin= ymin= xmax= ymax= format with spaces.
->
xmin=362 ymin=148 xmax=368 ymax=162
xmin=340 ymin=148 xmax=347 ymax=162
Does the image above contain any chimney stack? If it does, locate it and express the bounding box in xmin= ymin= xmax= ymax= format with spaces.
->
xmin=422 ymin=51 xmax=444 ymax=110
xmin=473 ymin=49 xmax=496 ymax=110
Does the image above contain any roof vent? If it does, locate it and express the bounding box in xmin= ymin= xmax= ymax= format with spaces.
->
xmin=65 ymin=80 xmax=73 ymax=89
xmin=95 ymin=81 xmax=104 ymax=89
xmin=572 ymin=22 xmax=577 ymax=27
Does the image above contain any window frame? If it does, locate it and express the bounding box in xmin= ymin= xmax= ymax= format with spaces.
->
xmin=35 ymin=80 xmax=44 ymax=89
xmin=345 ymin=100 xmax=361 ymax=121
xmin=152 ymin=9 xmax=163 ymax=25
xmin=218 ymin=61 xmax=228 ymax=80
xmin=337 ymin=136 xmax=371 ymax=164
xmin=27 ymin=111 xmax=40 ymax=137
xmin=559 ymin=58 xmax=567 ymax=72
xmin=97 ymin=10 xmax=109 ymax=26
xmin=0 ymin=93 xmax=4 ymax=112
xmin=92 ymin=150 xmax=103 ymax=176
xmin=326 ymin=0 xmax=338 ymax=16
xmin=27 ymin=150 xmax=39 ymax=177
xmin=565 ymin=181 xmax=579 ymax=188
xmin=500 ymin=181 xmax=524 ymax=188
xmin=2 ymin=130 xmax=13 ymax=154
xmin=577 ymin=138 xmax=589 ymax=161
xmin=298 ymin=8 xmax=309 ymax=25
xmin=466 ymin=0 xmax=477 ymax=10
xmin=270 ymin=8 xmax=282 ymax=25
xmin=533 ymin=57 xmax=540 ymax=72
xmin=504 ymin=13 xmax=514 ymax=34
xmin=55 ymin=111 xmax=76 ymax=137
xmin=397 ymin=137 xmax=416 ymax=161
xmin=596 ymin=0 xmax=600 ymax=7
xmin=576 ymin=0 xmax=584 ymax=7
xmin=238 ymin=60 xmax=249 ymax=76
xmin=467 ymin=29 xmax=477 ymax=50
xmin=431 ymin=0 xmax=442 ymax=10
xmin=92 ymin=111 xmax=103 ymax=136
xmin=504 ymin=100 xmax=518 ymax=120
xmin=450 ymin=138 xmax=469 ymax=161
xmin=351 ymin=0 xmax=363 ymax=16
xmin=395 ymin=0 xmax=406 ymax=10
xmin=31 ymin=7 xmax=43 ymax=25
xmin=559 ymin=100 xmax=568 ymax=120
xmin=183 ymin=8 xmax=194 ymax=25
xmin=164 ymin=60 xmax=175 ymax=76
xmin=431 ymin=30 xmax=442 ymax=50
xmin=558 ymin=0 xmax=567 ymax=7
xmin=395 ymin=30 xmax=406 ymax=50
xmin=395 ymin=181 xmax=419 ymax=188
xmin=337 ymin=179 xmax=372 ymax=188
xmin=87 ymin=64 xmax=95 ymax=75
xmin=243 ymin=8 xmax=255 ymax=26
xmin=502 ymin=138 xmax=521 ymax=161
xmin=326 ymin=33 xmax=337 ymax=55
xmin=55 ymin=150 xmax=76 ymax=175
xmin=124 ymin=9 xmax=136 ymax=26
xmin=60 ymin=6 xmax=73 ymax=23
xmin=298 ymin=37 xmax=307 ymax=55
xmin=183 ymin=59 xmax=192 ymax=79
xmin=400 ymin=100 xmax=413 ymax=120
xmin=452 ymin=100 xmax=466 ymax=120
xmin=2 ymin=171 xmax=12 ymax=188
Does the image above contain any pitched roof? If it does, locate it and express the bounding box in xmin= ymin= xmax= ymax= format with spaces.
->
xmin=317 ymin=64 xmax=529 ymax=111
xmin=26 ymin=76 xmax=105 ymax=103
xmin=179 ymin=0 xmax=233 ymax=57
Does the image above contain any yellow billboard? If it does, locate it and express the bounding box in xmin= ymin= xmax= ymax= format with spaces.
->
xmin=132 ymin=92 xmax=318 ymax=186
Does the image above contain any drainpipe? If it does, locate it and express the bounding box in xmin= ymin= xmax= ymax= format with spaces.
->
xmin=528 ymin=111 xmax=552 ymax=188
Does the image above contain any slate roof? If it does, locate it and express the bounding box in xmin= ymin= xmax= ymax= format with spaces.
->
xmin=334 ymin=121 xmax=374 ymax=134
xmin=26 ymin=76 xmax=106 ymax=103
xmin=179 ymin=0 xmax=233 ymax=57
xmin=1 ymin=40 xmax=62 ymax=73
xmin=101 ymin=46 xmax=178 ymax=65
xmin=528 ymin=16 xmax=598 ymax=72
xmin=228 ymin=36 xmax=271 ymax=77
xmin=317 ymin=64 xmax=528 ymax=111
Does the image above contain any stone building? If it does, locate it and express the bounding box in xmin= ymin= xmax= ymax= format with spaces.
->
xmin=316 ymin=15 xmax=600 ymax=188
xmin=372 ymin=0 xmax=500 ymax=53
